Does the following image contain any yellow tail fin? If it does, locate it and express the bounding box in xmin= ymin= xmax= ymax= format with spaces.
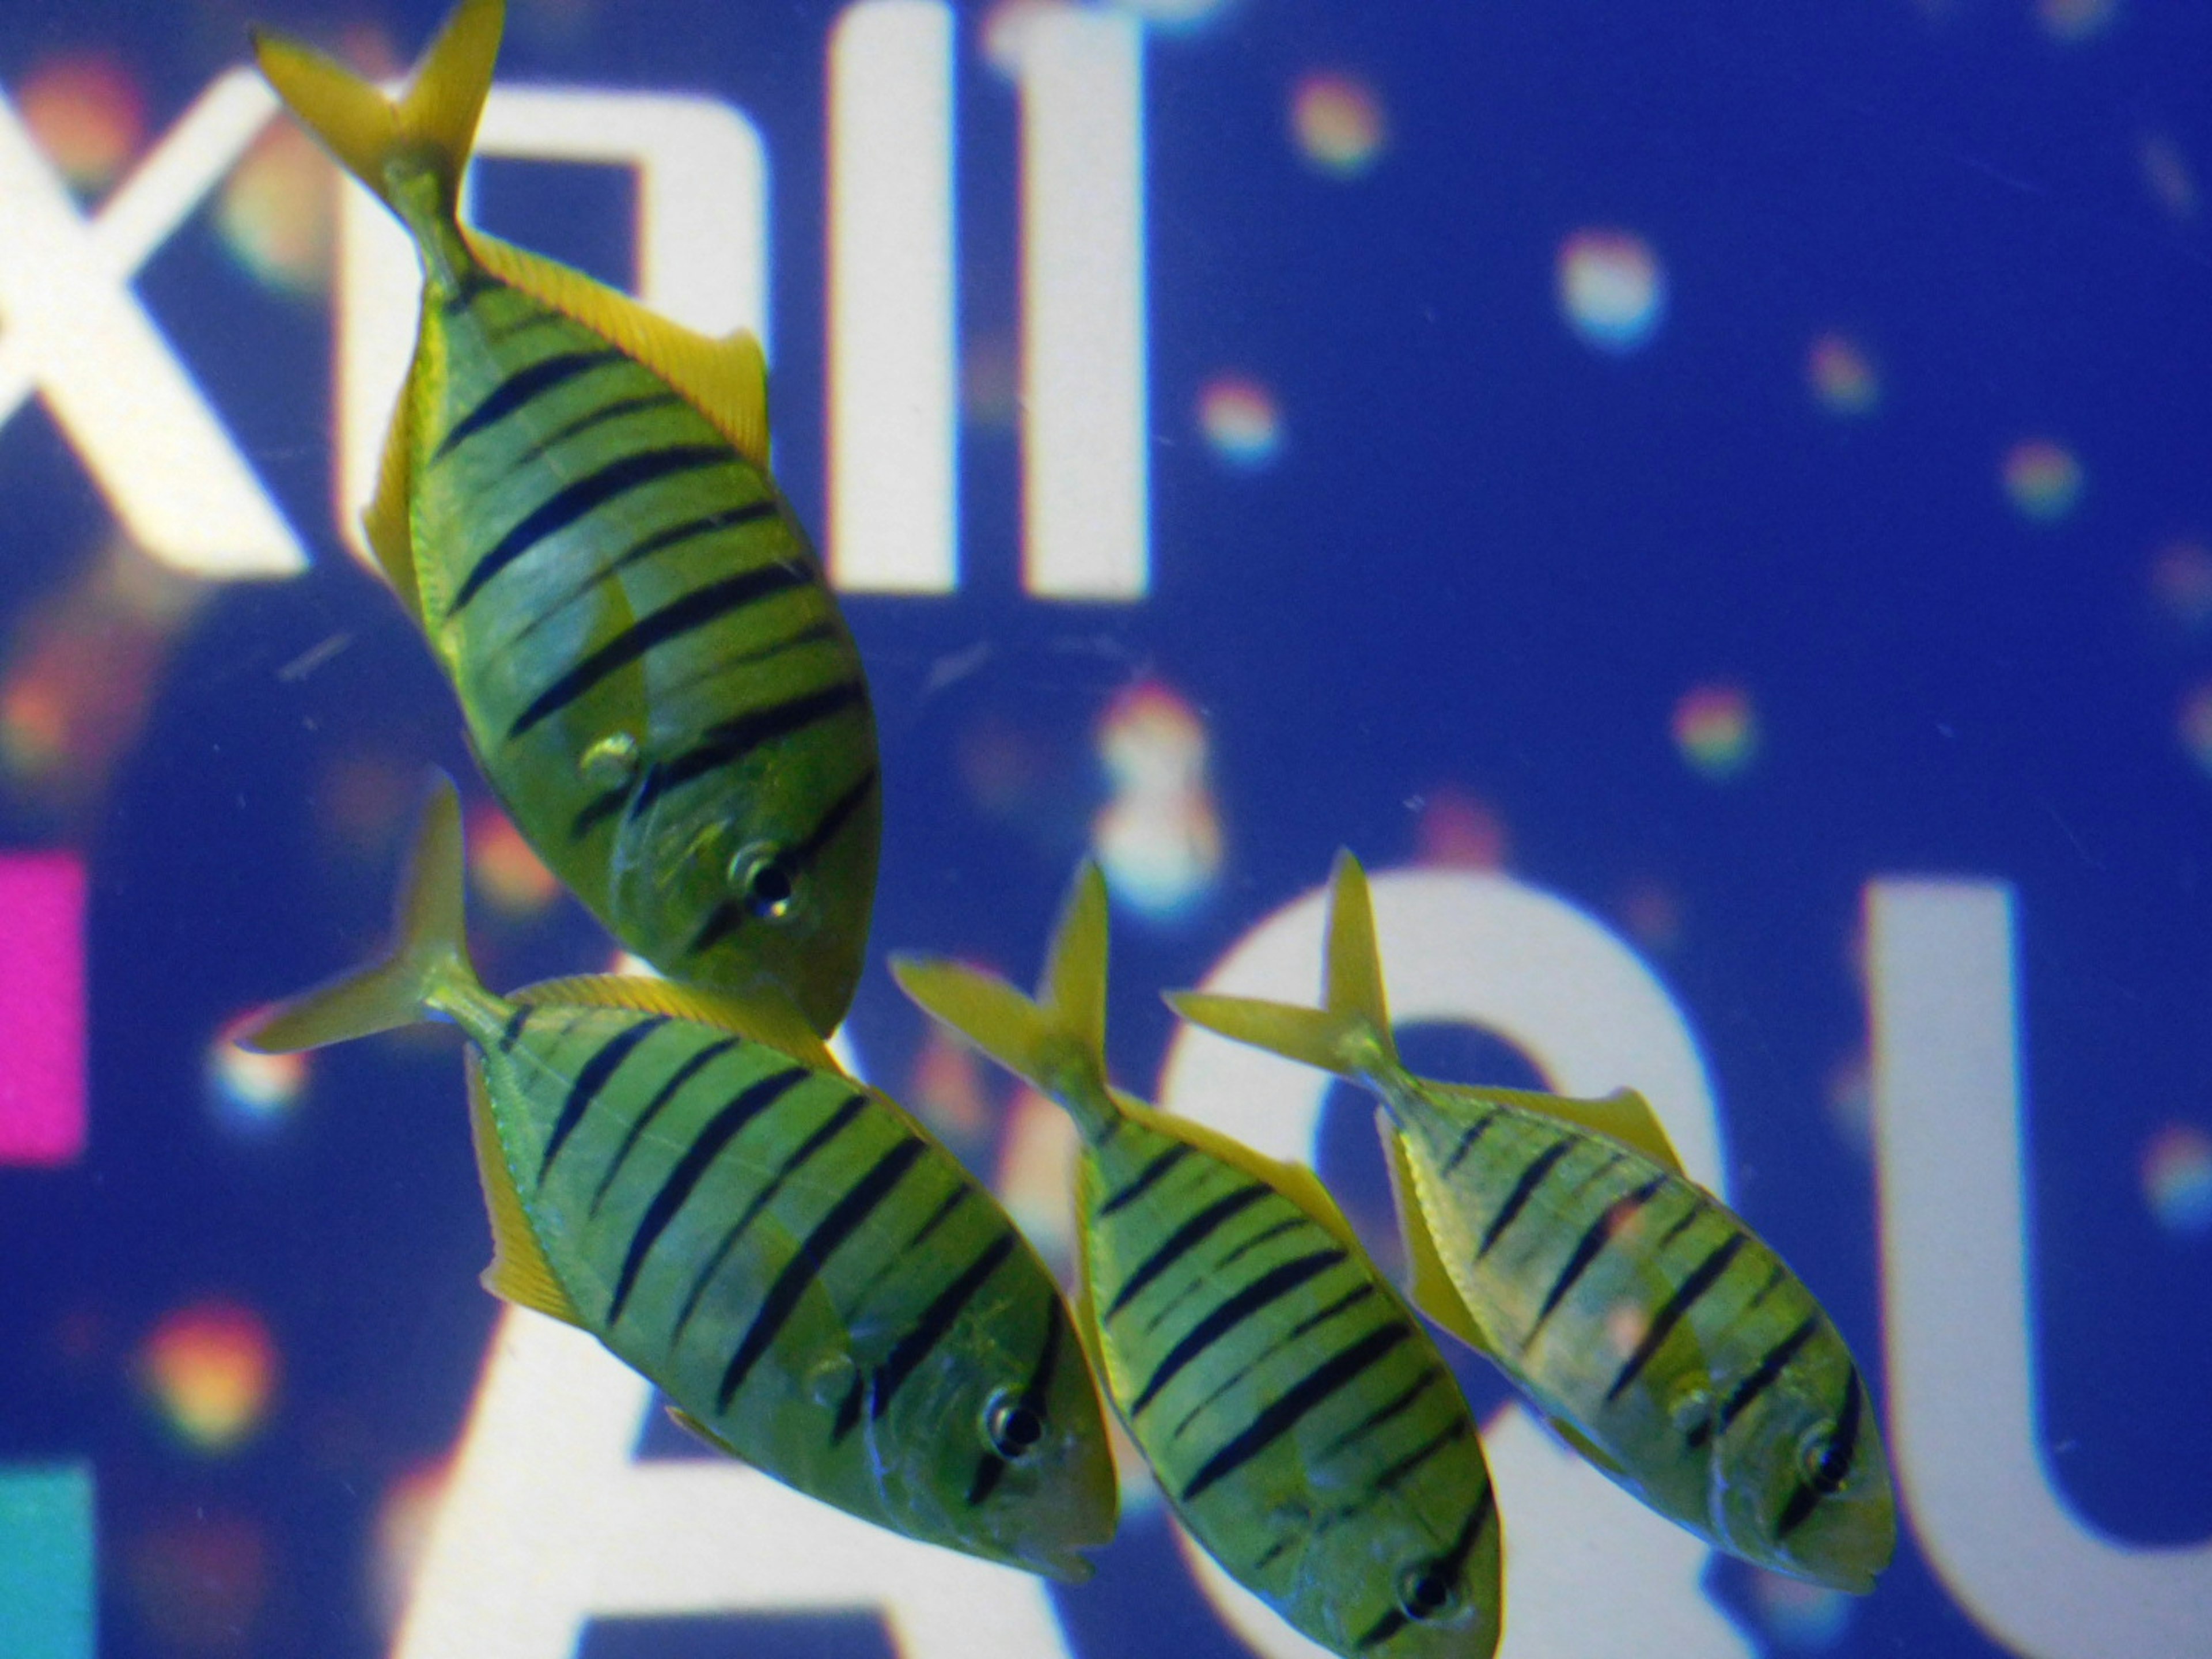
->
xmin=891 ymin=863 xmax=1119 ymax=1142
xmin=251 ymin=0 xmax=501 ymax=225
xmin=240 ymin=772 xmax=477 ymax=1054
xmin=1165 ymin=850 xmax=1399 ymax=1078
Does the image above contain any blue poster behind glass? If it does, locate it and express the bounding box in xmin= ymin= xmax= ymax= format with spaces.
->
xmin=0 ymin=1 xmax=2206 ymax=1656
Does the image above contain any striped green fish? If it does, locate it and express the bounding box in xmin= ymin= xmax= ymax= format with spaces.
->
xmin=243 ymin=775 xmax=1116 ymax=1580
xmin=253 ymin=0 xmax=878 ymax=1035
xmin=1171 ymin=854 xmax=1895 ymax=1595
xmin=894 ymin=865 xmax=1501 ymax=1659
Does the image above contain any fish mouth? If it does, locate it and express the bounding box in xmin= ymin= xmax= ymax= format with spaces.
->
xmin=1017 ymin=1542 xmax=1098 ymax=1585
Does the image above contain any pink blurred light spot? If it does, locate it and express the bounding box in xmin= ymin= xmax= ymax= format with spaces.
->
xmin=0 ymin=854 xmax=86 ymax=1165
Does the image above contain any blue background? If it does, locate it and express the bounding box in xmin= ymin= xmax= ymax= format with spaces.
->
xmin=0 ymin=1 xmax=2208 ymax=1654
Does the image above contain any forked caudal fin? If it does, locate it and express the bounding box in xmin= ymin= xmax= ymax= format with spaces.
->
xmin=891 ymin=863 xmax=1119 ymax=1143
xmin=1165 ymin=849 xmax=1399 ymax=1080
xmin=251 ymin=0 xmax=500 ymax=248
xmin=240 ymin=772 xmax=479 ymax=1054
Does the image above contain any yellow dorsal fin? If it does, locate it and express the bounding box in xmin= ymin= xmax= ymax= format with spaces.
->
xmin=1114 ymin=1091 xmax=1367 ymax=1258
xmin=665 ymin=1406 xmax=751 ymax=1464
xmin=1377 ymin=1107 xmax=1501 ymax=1356
xmin=513 ymin=972 xmax=840 ymax=1074
xmin=1478 ymin=1084 xmax=1687 ymax=1177
xmin=467 ymin=1053 xmax=582 ymax=1327
xmin=464 ymin=229 xmax=771 ymax=466
xmin=360 ymin=384 xmax=423 ymax=622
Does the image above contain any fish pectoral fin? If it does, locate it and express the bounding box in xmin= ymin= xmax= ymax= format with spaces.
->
xmin=361 ymin=388 xmax=425 ymax=624
xmin=515 ymin=973 xmax=841 ymax=1074
xmin=468 ymin=1053 xmax=584 ymax=1328
xmin=464 ymin=229 xmax=772 ymax=467
xmin=1377 ymin=1107 xmax=1501 ymax=1357
xmin=1501 ymin=1085 xmax=1687 ymax=1177
xmin=665 ymin=1406 xmax=751 ymax=1464
xmin=1542 ymin=1411 xmax=1629 ymax=1479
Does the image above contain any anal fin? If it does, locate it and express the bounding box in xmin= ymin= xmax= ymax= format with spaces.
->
xmin=666 ymin=1406 xmax=750 ymax=1464
xmin=1377 ymin=1107 xmax=1503 ymax=1357
xmin=361 ymin=385 xmax=426 ymax=624
xmin=467 ymin=1053 xmax=582 ymax=1327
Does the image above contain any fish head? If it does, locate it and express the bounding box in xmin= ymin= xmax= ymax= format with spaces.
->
xmin=1267 ymin=1482 xmax=1503 ymax=1659
xmin=604 ymin=743 xmax=880 ymax=1035
xmin=1714 ymin=1351 xmax=1896 ymax=1594
xmin=862 ymin=1277 xmax=1117 ymax=1582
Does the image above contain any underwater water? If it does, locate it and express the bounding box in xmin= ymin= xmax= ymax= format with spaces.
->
xmin=0 ymin=0 xmax=2207 ymax=1655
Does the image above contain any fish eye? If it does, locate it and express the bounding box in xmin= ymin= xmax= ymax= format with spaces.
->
xmin=728 ymin=846 xmax=797 ymax=921
xmin=1797 ymin=1423 xmax=1839 ymax=1483
xmin=983 ymin=1392 xmax=1046 ymax=1459
xmin=1394 ymin=1563 xmax=1459 ymax=1624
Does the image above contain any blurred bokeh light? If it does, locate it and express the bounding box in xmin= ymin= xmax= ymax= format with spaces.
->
xmin=1806 ymin=331 xmax=1881 ymax=417
xmin=2001 ymin=438 xmax=2084 ymax=522
xmin=2141 ymin=1123 xmax=2212 ymax=1237
xmin=1196 ymin=374 xmax=1283 ymax=469
xmin=1092 ymin=680 xmax=1223 ymax=919
xmin=138 ymin=1299 xmax=279 ymax=1454
xmin=206 ymin=1012 xmax=309 ymax=1134
xmin=1290 ymin=71 xmax=1386 ymax=178
xmin=1671 ymin=682 xmax=1759 ymax=779
xmin=16 ymin=51 xmax=145 ymax=194
xmin=1558 ymin=228 xmax=1666 ymax=353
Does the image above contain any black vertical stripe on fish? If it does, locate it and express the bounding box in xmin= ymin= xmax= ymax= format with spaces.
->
xmin=1214 ymin=1215 xmax=1306 ymax=1274
xmin=1169 ymin=1282 xmax=1380 ymax=1441
xmin=571 ymin=680 xmax=867 ymax=838
xmin=968 ymin=1308 xmax=1065 ymax=1508
xmin=903 ymin=1183 xmax=974 ymax=1253
xmin=859 ymin=1233 xmax=1018 ymax=1429
xmin=538 ymin=1017 xmax=669 ymax=1181
xmin=1097 ymin=1143 xmax=1194 ymax=1217
xmin=633 ymin=681 xmax=868 ymax=805
xmin=432 ymin=348 xmax=625 ymax=462
xmin=1525 ymin=1173 xmax=1669 ymax=1341
xmin=449 ymin=444 xmax=734 ymax=615
xmin=1442 ymin=1113 xmax=1497 ymax=1174
xmin=1104 ymin=1184 xmax=1273 ymax=1319
xmin=506 ymin=391 xmax=683 ymax=475
xmin=510 ymin=501 xmax=785 ymax=646
xmin=1128 ymin=1247 xmax=1349 ymax=1419
xmin=440 ymin=267 xmax=499 ymax=314
xmin=1775 ymin=1370 xmax=1865 ymax=1539
xmin=833 ymin=1180 xmax=977 ymax=1355
xmin=714 ymin=1137 xmax=927 ymax=1411
xmin=603 ymin=1066 xmax=810 ymax=1327
xmin=1180 ymin=1321 xmax=1412 ymax=1503
xmin=507 ymin=564 xmax=818 ymax=740
xmin=482 ymin=307 xmax=564 ymax=348
xmin=1654 ymin=1199 xmax=1707 ymax=1254
xmin=669 ymin=1092 xmax=872 ymax=1343
xmin=1604 ymin=1232 xmax=1749 ymax=1402
xmin=1369 ymin=1416 xmax=1475 ymax=1497
xmin=495 ymin=1005 xmax=531 ymax=1053
xmin=684 ymin=766 xmax=881 ymax=959
xmin=1353 ymin=1486 xmax=1494 ymax=1652
xmin=587 ymin=1037 xmax=740 ymax=1217
xmin=1476 ymin=1138 xmax=1574 ymax=1258
xmin=1691 ymin=1316 xmax=1819 ymax=1449
xmin=1744 ymin=1260 xmax=1789 ymax=1314
xmin=1315 ymin=1368 xmax=1442 ymax=1462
